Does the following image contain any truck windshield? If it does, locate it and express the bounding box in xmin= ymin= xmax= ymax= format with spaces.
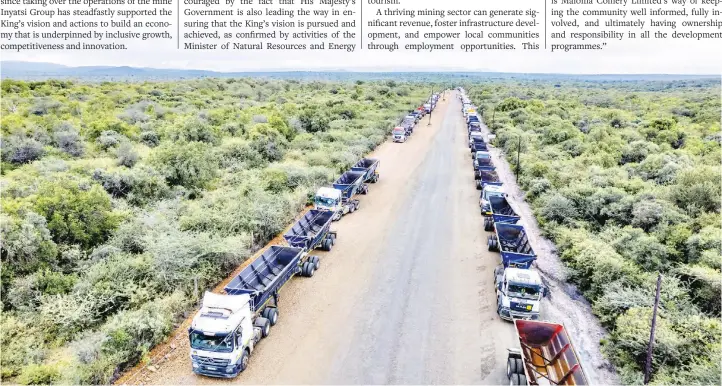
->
xmin=190 ymin=331 xmax=233 ymax=353
xmin=507 ymin=283 xmax=541 ymax=300
xmin=476 ymin=153 xmax=491 ymax=159
xmin=483 ymin=190 xmax=503 ymax=200
xmin=393 ymin=130 xmax=405 ymax=135
xmin=315 ymin=197 xmax=336 ymax=207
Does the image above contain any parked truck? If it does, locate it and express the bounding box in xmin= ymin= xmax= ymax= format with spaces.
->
xmin=470 ymin=139 xmax=488 ymax=156
xmin=483 ymin=195 xmax=520 ymax=227
xmin=189 ymin=246 xmax=318 ymax=378
xmin=506 ymin=319 xmax=589 ymax=385
xmin=489 ymin=223 xmax=544 ymax=321
xmin=402 ymin=115 xmax=416 ymax=133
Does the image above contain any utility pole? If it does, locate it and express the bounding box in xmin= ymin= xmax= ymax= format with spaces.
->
xmin=427 ymin=87 xmax=433 ymax=126
xmin=644 ymin=273 xmax=663 ymax=385
xmin=515 ymin=136 xmax=522 ymax=178
xmin=491 ymin=105 xmax=497 ymax=128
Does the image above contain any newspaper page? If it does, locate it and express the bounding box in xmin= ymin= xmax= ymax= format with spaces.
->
xmin=0 ymin=0 xmax=720 ymax=385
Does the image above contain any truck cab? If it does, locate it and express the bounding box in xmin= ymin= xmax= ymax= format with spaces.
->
xmin=494 ymin=267 xmax=546 ymax=321
xmin=189 ymin=293 xmax=261 ymax=378
xmin=402 ymin=115 xmax=416 ymax=132
xmin=473 ymin=150 xmax=491 ymax=168
xmin=423 ymin=103 xmax=432 ymax=113
xmin=480 ymin=184 xmax=505 ymax=213
xmin=314 ymin=187 xmax=344 ymax=218
xmin=469 ymin=132 xmax=483 ymax=147
xmin=392 ymin=127 xmax=407 ymax=142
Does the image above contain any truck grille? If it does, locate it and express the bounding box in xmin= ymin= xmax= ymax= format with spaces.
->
xmin=193 ymin=356 xmax=230 ymax=366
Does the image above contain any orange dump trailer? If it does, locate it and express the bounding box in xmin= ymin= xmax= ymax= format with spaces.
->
xmin=506 ymin=320 xmax=589 ymax=386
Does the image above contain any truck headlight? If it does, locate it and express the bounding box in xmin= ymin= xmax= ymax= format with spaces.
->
xmin=226 ymin=366 xmax=235 ymax=373
xmin=192 ymin=362 xmax=199 ymax=368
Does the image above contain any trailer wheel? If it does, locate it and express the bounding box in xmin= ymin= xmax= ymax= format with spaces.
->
xmin=518 ymin=374 xmax=526 ymax=385
xmin=350 ymin=204 xmax=356 ymax=213
xmin=255 ymin=317 xmax=271 ymax=338
xmin=263 ymin=307 xmax=279 ymax=326
xmin=310 ymin=256 xmax=320 ymax=270
xmin=506 ymin=357 xmax=515 ymax=378
xmin=491 ymin=238 xmax=499 ymax=252
xmin=513 ymin=358 xmax=524 ymax=374
xmin=323 ymin=238 xmax=333 ymax=251
xmin=303 ymin=262 xmax=315 ymax=277
xmin=484 ymin=218 xmax=493 ymax=232
xmin=476 ymin=181 xmax=482 ymax=190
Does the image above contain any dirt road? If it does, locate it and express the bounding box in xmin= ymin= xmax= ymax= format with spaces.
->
xmin=121 ymin=93 xmax=521 ymax=385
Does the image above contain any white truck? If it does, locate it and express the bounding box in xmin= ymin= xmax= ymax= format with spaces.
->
xmin=494 ymin=267 xmax=545 ymax=321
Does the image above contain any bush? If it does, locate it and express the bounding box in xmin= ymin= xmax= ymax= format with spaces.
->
xmin=149 ymin=141 xmax=218 ymax=190
xmin=32 ymin=179 xmax=121 ymax=249
xmin=1 ymin=136 xmax=45 ymax=164
xmin=54 ymin=129 xmax=85 ymax=157
xmin=140 ymin=131 xmax=160 ymax=147
xmin=0 ymin=212 xmax=58 ymax=277
xmin=96 ymin=130 xmax=125 ymax=150
xmin=538 ymin=193 xmax=578 ymax=224
xmin=17 ymin=363 xmax=60 ymax=385
xmin=115 ymin=142 xmax=138 ymax=167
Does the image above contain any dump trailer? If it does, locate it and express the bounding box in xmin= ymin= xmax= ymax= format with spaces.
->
xmin=189 ymin=246 xmax=319 ymax=378
xmin=474 ymin=159 xmax=496 ymax=176
xmin=506 ymin=320 xmax=589 ymax=385
xmin=488 ymin=223 xmax=535 ymax=267
xmin=470 ymin=138 xmax=488 ymax=155
xmin=351 ymin=158 xmax=380 ymax=184
xmin=476 ymin=169 xmax=501 ymax=190
xmin=283 ymin=209 xmax=337 ymax=251
xmin=483 ymin=195 xmax=520 ymax=226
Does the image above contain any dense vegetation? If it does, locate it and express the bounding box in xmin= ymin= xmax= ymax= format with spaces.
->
xmin=0 ymin=77 xmax=431 ymax=384
xmin=469 ymin=80 xmax=721 ymax=384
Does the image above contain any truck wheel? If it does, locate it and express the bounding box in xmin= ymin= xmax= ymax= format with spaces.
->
xmin=484 ymin=218 xmax=492 ymax=231
xmin=476 ymin=181 xmax=482 ymax=190
xmin=491 ymin=238 xmax=499 ymax=252
xmin=509 ymin=373 xmax=520 ymax=385
xmin=324 ymin=238 xmax=333 ymax=251
xmin=355 ymin=201 xmax=361 ymax=210
xmin=239 ymin=349 xmax=249 ymax=372
xmin=350 ymin=204 xmax=356 ymax=213
xmin=310 ymin=255 xmax=320 ymax=270
xmin=255 ymin=317 xmax=271 ymax=338
xmin=513 ymin=358 xmax=524 ymax=374
xmin=305 ymin=262 xmax=316 ymax=277
xmin=263 ymin=307 xmax=279 ymax=326
xmin=506 ymin=357 xmax=517 ymax=378
xmin=518 ymin=374 xmax=526 ymax=385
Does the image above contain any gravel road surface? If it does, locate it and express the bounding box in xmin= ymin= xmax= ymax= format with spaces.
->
xmin=120 ymin=92 xmax=614 ymax=386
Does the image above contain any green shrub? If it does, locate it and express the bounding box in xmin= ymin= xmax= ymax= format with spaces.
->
xmin=17 ymin=363 xmax=60 ymax=385
xmin=149 ymin=141 xmax=218 ymax=189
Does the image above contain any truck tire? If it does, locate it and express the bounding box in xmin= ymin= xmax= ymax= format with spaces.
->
xmin=263 ymin=307 xmax=279 ymax=326
xmin=513 ymin=358 xmax=524 ymax=374
xmin=255 ymin=317 xmax=271 ymax=338
xmin=350 ymin=204 xmax=356 ymax=213
xmin=509 ymin=373 xmax=520 ymax=385
xmin=476 ymin=181 xmax=482 ymax=190
xmin=484 ymin=218 xmax=493 ymax=232
xmin=310 ymin=255 xmax=320 ymax=270
xmin=507 ymin=357 xmax=517 ymax=378
xmin=518 ymin=374 xmax=527 ymax=385
xmin=355 ymin=200 xmax=361 ymax=210
xmin=239 ymin=349 xmax=249 ymax=373
xmin=304 ymin=262 xmax=315 ymax=277
xmin=488 ymin=235 xmax=498 ymax=252
xmin=324 ymin=238 xmax=333 ymax=251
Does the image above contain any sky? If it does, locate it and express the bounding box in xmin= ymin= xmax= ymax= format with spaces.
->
xmin=1 ymin=0 xmax=720 ymax=74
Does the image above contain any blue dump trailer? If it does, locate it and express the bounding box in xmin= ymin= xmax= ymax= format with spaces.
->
xmin=334 ymin=170 xmax=368 ymax=197
xmin=483 ymin=195 xmax=520 ymax=228
xmin=471 ymin=140 xmax=488 ymax=156
xmin=474 ymin=159 xmax=496 ymax=177
xmin=283 ymin=209 xmax=337 ymax=252
xmin=487 ymin=223 xmax=536 ymax=269
xmin=476 ymin=169 xmax=501 ymax=190
xmin=350 ymin=158 xmax=380 ymax=183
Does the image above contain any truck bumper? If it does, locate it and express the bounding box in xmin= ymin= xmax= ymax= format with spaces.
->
xmin=498 ymin=307 xmax=540 ymax=322
xmin=192 ymin=364 xmax=240 ymax=378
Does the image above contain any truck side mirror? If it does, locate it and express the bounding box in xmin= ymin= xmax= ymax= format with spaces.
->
xmin=543 ymin=287 xmax=549 ymax=298
xmin=497 ymin=282 xmax=503 ymax=291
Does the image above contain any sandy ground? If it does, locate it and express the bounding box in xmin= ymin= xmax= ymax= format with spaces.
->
xmin=118 ymin=92 xmax=617 ymax=386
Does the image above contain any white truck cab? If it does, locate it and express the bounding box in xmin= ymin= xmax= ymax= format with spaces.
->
xmin=189 ymin=292 xmax=263 ymax=378
xmin=314 ymin=187 xmax=343 ymax=220
xmin=480 ymin=184 xmax=505 ymax=212
xmin=469 ymin=131 xmax=484 ymax=147
xmin=494 ymin=267 xmax=546 ymax=321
